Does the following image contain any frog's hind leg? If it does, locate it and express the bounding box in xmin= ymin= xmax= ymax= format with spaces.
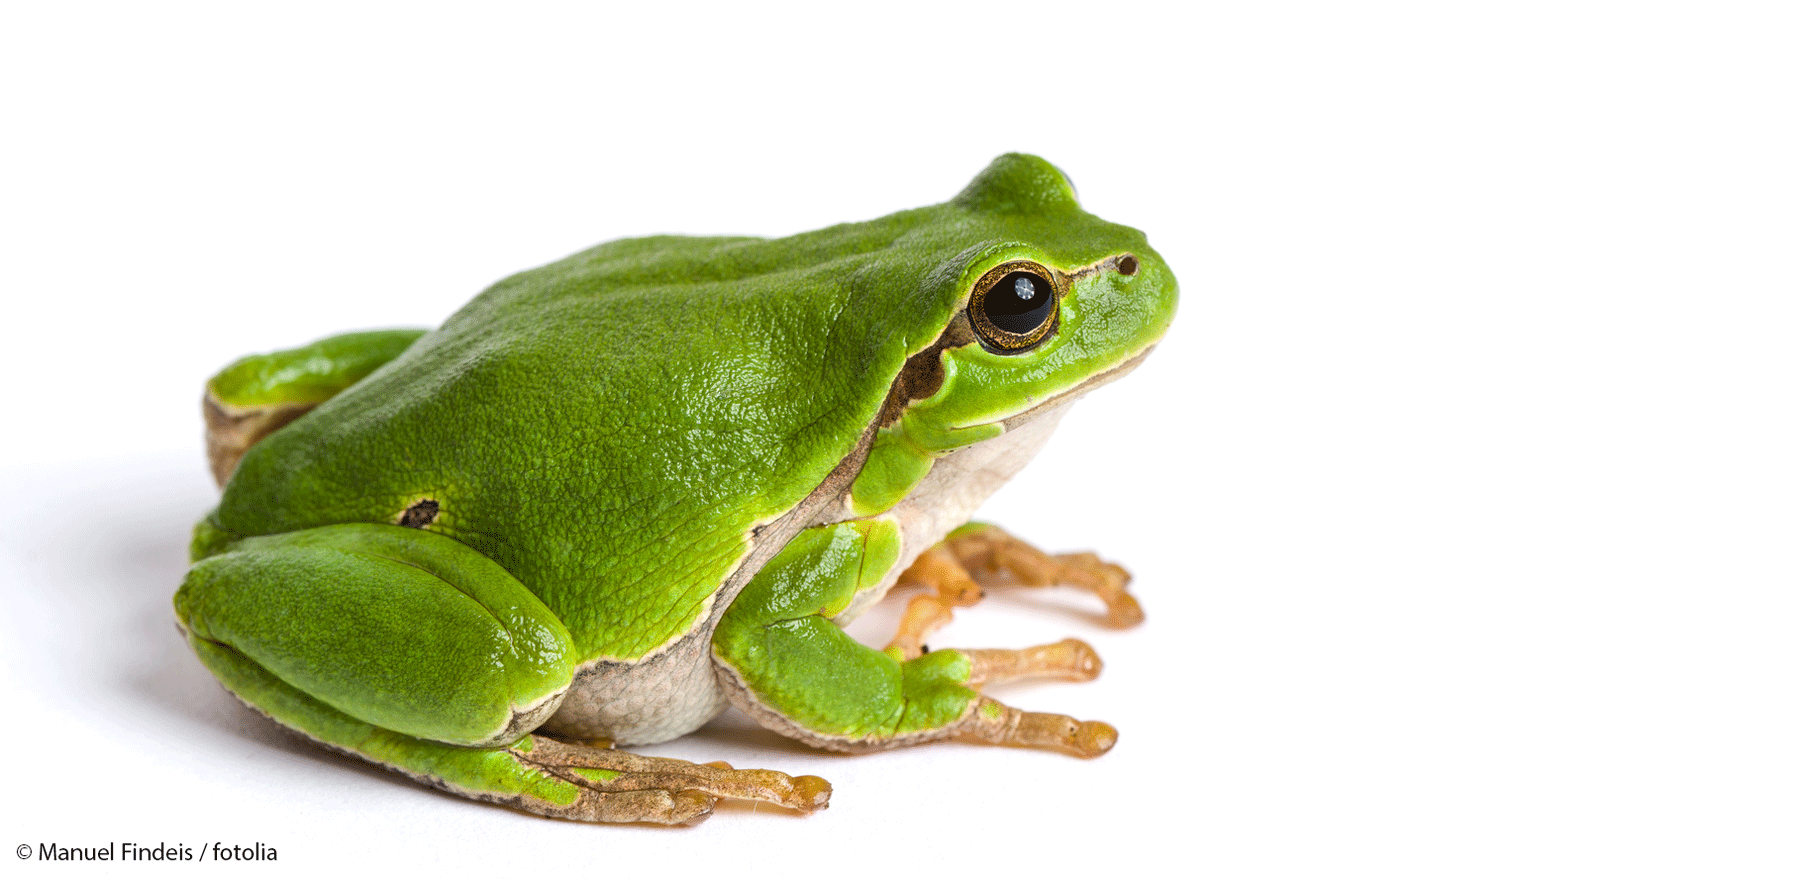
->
xmin=190 ymin=639 xmax=827 ymax=824
xmin=178 ymin=522 xmax=827 ymax=824
xmin=885 ymin=522 xmax=1142 ymax=659
xmin=204 ymin=329 xmax=425 ymax=486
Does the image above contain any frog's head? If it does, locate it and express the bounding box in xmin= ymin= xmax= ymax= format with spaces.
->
xmin=887 ymin=153 xmax=1177 ymax=447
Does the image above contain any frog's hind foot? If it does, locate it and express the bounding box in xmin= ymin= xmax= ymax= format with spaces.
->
xmin=510 ymin=735 xmax=831 ymax=824
xmin=887 ymin=523 xmax=1142 ymax=658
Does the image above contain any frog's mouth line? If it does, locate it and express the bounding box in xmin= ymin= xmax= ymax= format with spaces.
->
xmin=979 ymin=344 xmax=1157 ymax=435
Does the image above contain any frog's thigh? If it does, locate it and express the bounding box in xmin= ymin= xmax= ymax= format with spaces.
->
xmin=187 ymin=636 xmax=790 ymax=824
xmin=711 ymin=520 xmax=1115 ymax=757
xmin=178 ymin=525 xmax=831 ymax=824
xmin=175 ymin=523 xmax=575 ymax=748
xmin=205 ymin=329 xmax=425 ymax=486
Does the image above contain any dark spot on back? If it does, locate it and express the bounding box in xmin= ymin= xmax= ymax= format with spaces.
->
xmin=399 ymin=499 xmax=440 ymax=528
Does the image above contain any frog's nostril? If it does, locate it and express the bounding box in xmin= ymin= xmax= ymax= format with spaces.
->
xmin=398 ymin=499 xmax=440 ymax=528
xmin=1115 ymin=255 xmax=1139 ymax=276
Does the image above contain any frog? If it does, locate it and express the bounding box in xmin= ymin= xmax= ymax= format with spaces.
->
xmin=174 ymin=153 xmax=1178 ymax=824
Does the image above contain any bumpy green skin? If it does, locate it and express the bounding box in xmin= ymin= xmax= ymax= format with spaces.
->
xmin=179 ymin=524 xmax=574 ymax=745
xmin=176 ymin=154 xmax=1178 ymax=815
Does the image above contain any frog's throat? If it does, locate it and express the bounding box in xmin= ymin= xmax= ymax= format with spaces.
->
xmin=974 ymin=343 xmax=1156 ymax=435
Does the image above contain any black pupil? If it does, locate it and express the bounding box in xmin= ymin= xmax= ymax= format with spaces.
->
xmin=983 ymin=271 xmax=1053 ymax=335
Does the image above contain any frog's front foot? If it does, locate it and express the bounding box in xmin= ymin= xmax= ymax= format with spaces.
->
xmin=954 ymin=696 xmax=1118 ymax=758
xmin=932 ymin=643 xmax=1117 ymax=757
xmin=877 ymin=525 xmax=1136 ymax=757
xmin=713 ymin=519 xmax=1129 ymax=760
xmin=887 ymin=523 xmax=1142 ymax=658
xmin=513 ymin=736 xmax=831 ymax=824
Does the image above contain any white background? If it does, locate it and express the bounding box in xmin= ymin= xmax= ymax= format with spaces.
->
xmin=2 ymin=2 xmax=1815 ymax=878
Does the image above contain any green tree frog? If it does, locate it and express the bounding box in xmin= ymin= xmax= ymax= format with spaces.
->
xmin=175 ymin=154 xmax=1178 ymax=824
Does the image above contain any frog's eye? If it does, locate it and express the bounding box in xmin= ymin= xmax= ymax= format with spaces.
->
xmin=969 ymin=261 xmax=1060 ymax=354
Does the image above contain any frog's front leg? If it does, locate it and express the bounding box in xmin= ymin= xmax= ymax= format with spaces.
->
xmin=177 ymin=523 xmax=827 ymax=824
xmin=886 ymin=522 xmax=1143 ymax=659
xmin=711 ymin=520 xmax=1116 ymax=758
xmin=204 ymin=329 xmax=424 ymax=486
